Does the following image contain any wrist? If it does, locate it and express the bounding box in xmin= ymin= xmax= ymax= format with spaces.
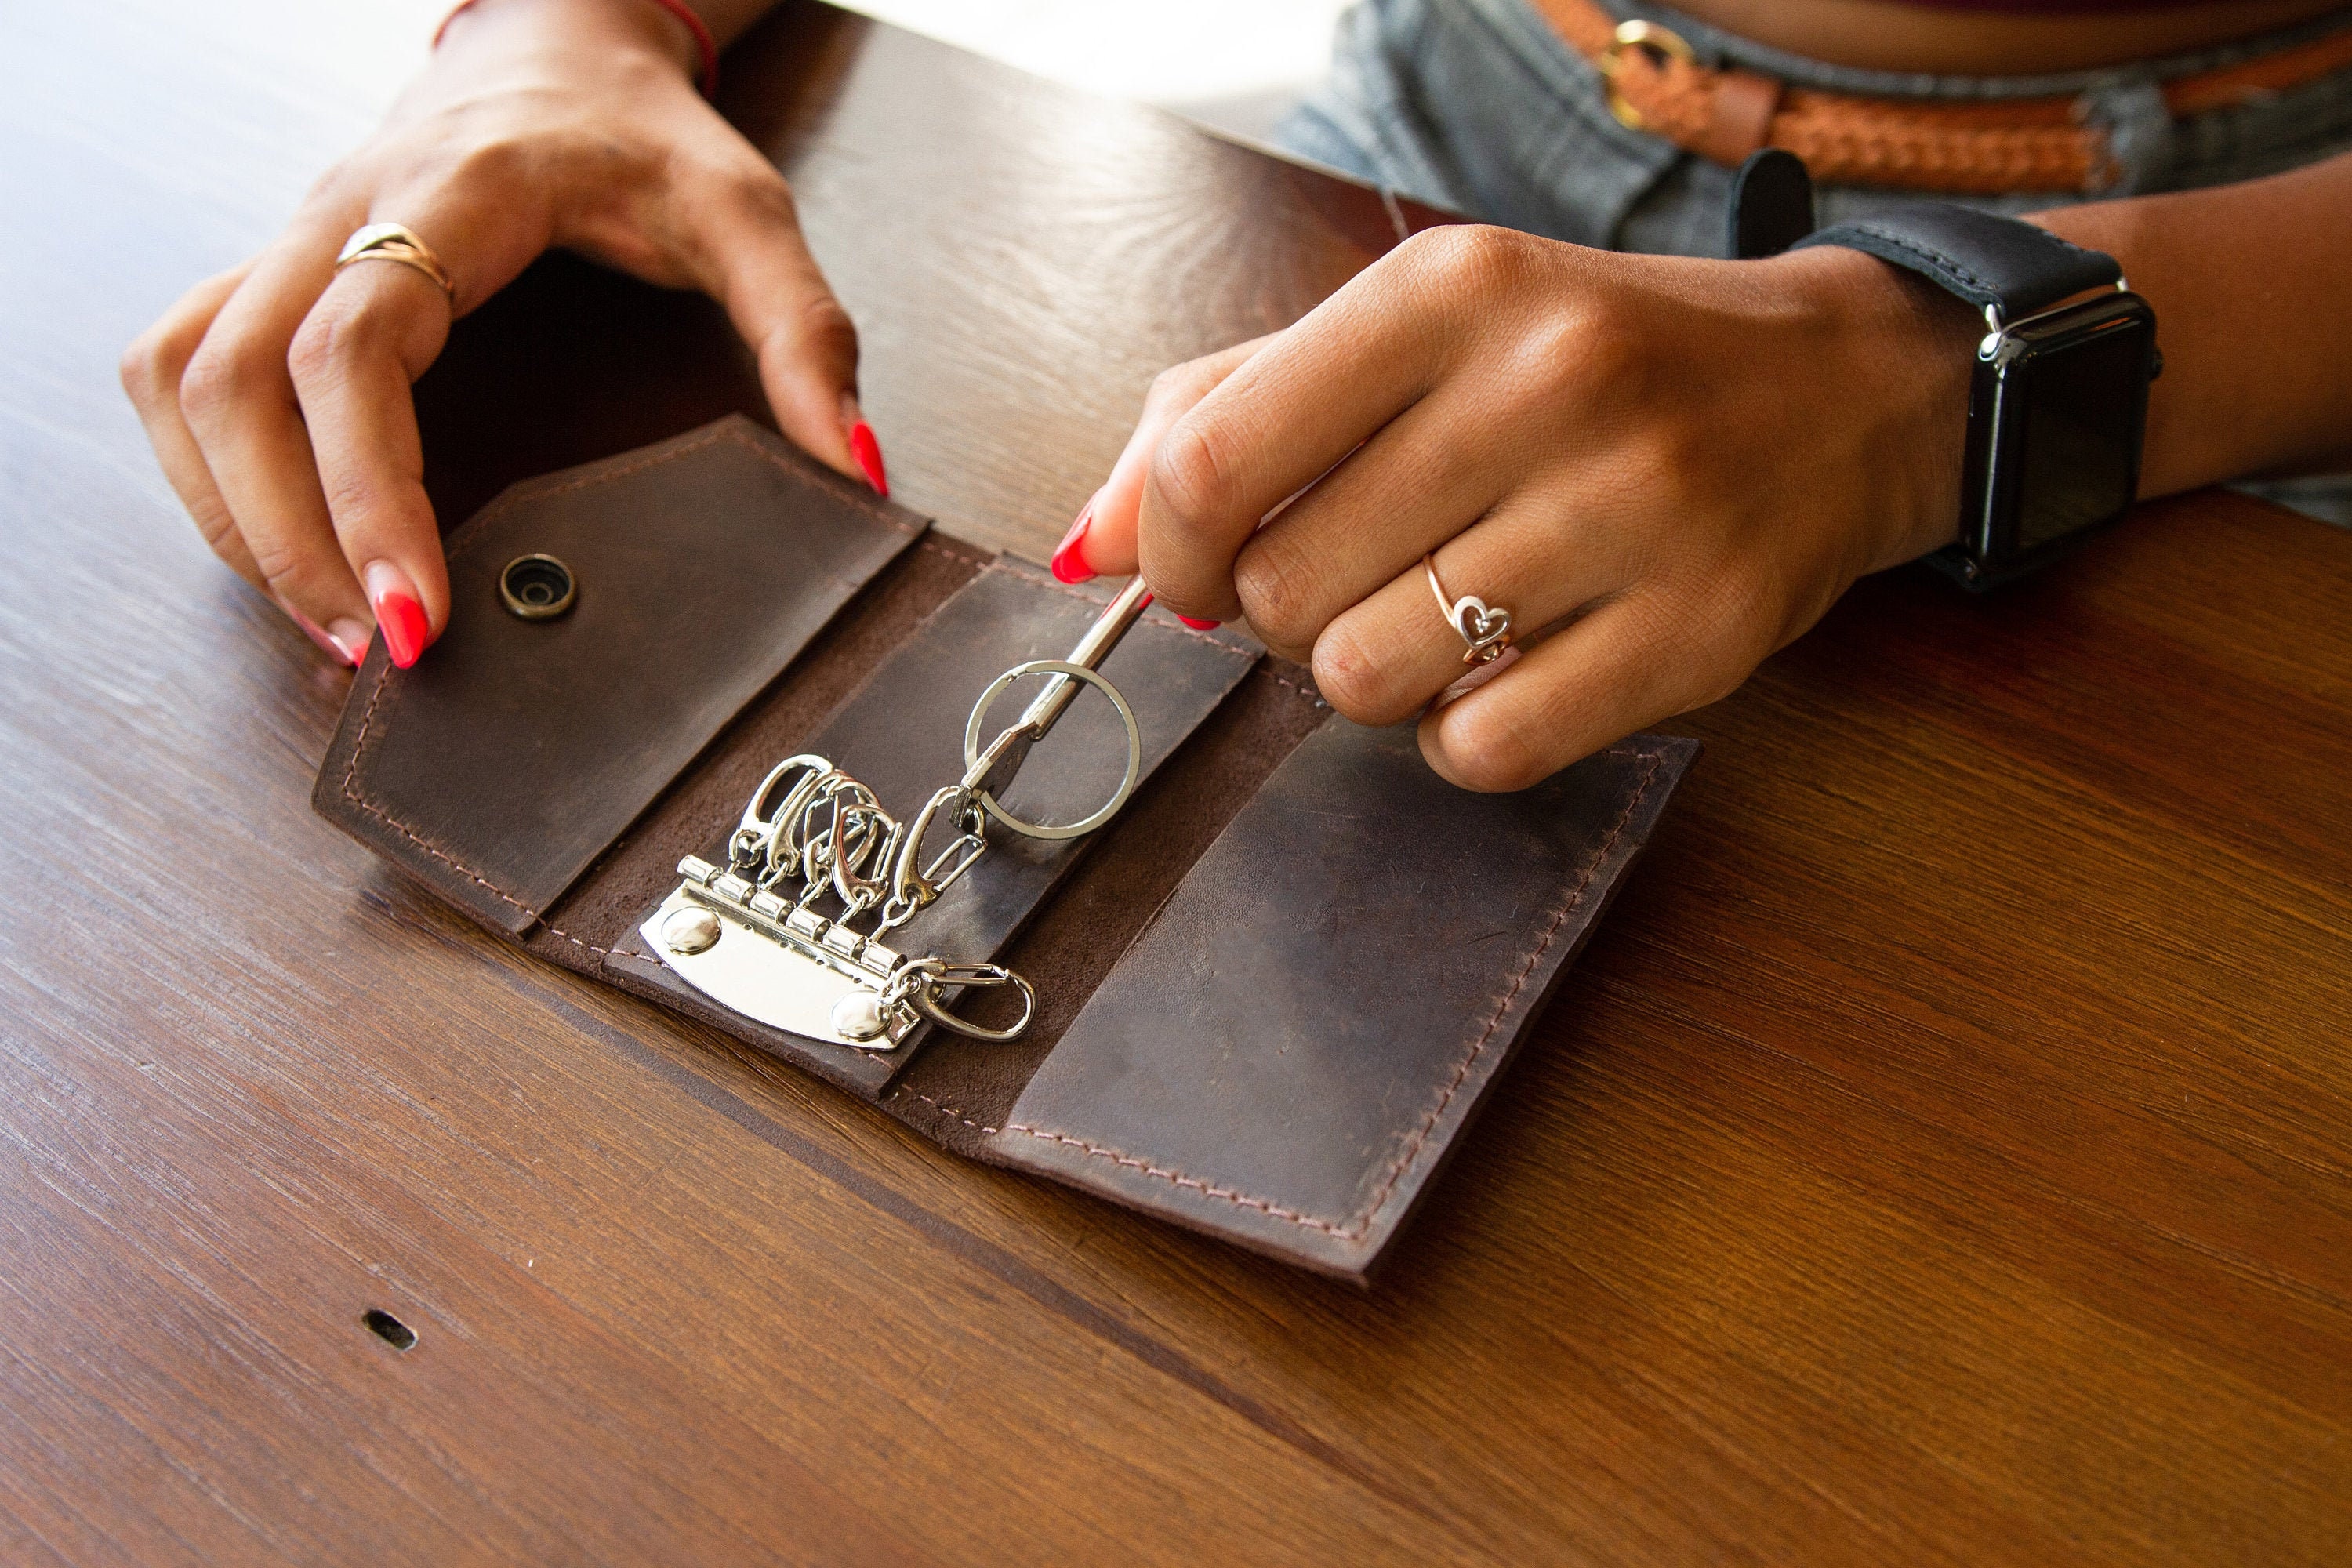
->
xmin=1773 ymin=244 xmax=1982 ymax=572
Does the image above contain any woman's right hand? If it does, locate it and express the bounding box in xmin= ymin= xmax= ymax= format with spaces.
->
xmin=121 ymin=0 xmax=873 ymax=669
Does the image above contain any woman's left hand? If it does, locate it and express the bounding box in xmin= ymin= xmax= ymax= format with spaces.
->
xmin=1064 ymin=224 xmax=1980 ymax=790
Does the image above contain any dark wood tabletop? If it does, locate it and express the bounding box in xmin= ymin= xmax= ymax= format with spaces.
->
xmin=7 ymin=2 xmax=2350 ymax=1563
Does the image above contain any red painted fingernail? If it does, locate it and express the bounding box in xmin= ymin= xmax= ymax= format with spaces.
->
xmin=848 ymin=421 xmax=887 ymax=496
xmin=1177 ymin=615 xmax=1221 ymax=630
xmin=1051 ymin=501 xmax=1097 ymax=584
xmin=840 ymin=391 xmax=887 ymax=495
xmin=365 ymin=561 xmax=430 ymax=670
xmin=376 ymin=592 xmax=426 ymax=669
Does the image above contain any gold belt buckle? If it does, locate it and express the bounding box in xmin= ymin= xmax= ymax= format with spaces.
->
xmin=1597 ymin=18 xmax=1696 ymax=132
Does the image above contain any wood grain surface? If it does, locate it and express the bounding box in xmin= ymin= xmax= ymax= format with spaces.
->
xmin=4 ymin=2 xmax=2349 ymax=1563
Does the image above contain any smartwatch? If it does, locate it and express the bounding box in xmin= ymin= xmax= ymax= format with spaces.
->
xmin=1791 ymin=205 xmax=2161 ymax=590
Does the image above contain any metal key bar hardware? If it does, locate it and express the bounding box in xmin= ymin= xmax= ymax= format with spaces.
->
xmin=643 ymin=576 xmax=1155 ymax=1051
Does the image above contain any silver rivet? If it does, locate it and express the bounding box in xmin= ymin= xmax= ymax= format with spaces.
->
xmin=831 ymin=990 xmax=887 ymax=1043
xmin=661 ymin=907 xmax=721 ymax=956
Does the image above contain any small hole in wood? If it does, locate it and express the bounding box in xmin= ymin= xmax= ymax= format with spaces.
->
xmin=363 ymin=1308 xmax=418 ymax=1352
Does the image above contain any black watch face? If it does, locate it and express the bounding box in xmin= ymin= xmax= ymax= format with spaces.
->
xmin=2012 ymin=316 xmax=2151 ymax=550
xmin=1976 ymin=296 xmax=2158 ymax=567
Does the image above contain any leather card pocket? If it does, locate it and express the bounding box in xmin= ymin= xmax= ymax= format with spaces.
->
xmin=989 ymin=721 xmax=1699 ymax=1279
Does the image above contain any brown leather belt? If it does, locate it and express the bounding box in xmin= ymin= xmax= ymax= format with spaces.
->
xmin=1536 ymin=0 xmax=2352 ymax=192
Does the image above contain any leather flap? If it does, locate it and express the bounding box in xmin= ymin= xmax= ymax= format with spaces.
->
xmin=315 ymin=416 xmax=925 ymax=934
xmin=990 ymin=722 xmax=1699 ymax=1280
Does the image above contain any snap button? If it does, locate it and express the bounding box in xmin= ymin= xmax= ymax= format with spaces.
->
xmin=499 ymin=554 xmax=576 ymax=620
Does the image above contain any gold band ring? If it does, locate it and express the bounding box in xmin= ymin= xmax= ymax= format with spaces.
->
xmin=1422 ymin=554 xmax=1515 ymax=666
xmin=334 ymin=222 xmax=455 ymax=303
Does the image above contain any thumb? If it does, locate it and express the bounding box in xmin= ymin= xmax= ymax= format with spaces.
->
xmin=1066 ymin=334 xmax=1274 ymax=581
xmin=693 ymin=167 xmax=883 ymax=494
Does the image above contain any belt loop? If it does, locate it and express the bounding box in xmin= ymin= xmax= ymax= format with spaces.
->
xmin=2078 ymin=74 xmax=2176 ymax=194
xmin=1697 ymin=67 xmax=1783 ymax=166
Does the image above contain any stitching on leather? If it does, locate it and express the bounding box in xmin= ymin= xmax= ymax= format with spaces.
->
xmin=338 ymin=670 xmax=541 ymax=914
xmin=338 ymin=691 xmax=608 ymax=955
xmin=888 ymin=1088 xmax=1000 ymax=1136
xmin=1265 ymin=672 xmax=1329 ymax=709
xmin=437 ymin=425 xmax=721 ymax=561
xmin=342 ymin=421 xmax=893 ymax=953
xmin=1842 ymin=220 xmax=2107 ymax=286
xmin=1846 ymin=225 xmax=1999 ymax=295
xmin=1000 ymin=743 xmax=1668 ymax=1241
xmin=1340 ymin=745 xmax=1664 ymax=1229
xmin=996 ymin=1127 xmax=1365 ymax=1233
xmin=539 ymin=927 xmax=610 ymax=959
xmin=918 ymin=538 xmax=991 ymax=570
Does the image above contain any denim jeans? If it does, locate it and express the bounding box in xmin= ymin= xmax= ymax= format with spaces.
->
xmin=1277 ymin=0 xmax=2352 ymax=521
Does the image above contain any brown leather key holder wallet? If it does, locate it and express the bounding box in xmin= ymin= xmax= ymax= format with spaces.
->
xmin=315 ymin=416 xmax=1698 ymax=1281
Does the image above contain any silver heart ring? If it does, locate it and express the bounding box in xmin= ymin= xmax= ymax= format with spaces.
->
xmin=1422 ymin=553 xmax=1515 ymax=665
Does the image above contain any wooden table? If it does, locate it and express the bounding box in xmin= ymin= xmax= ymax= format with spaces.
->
xmin=6 ymin=4 xmax=2350 ymax=1563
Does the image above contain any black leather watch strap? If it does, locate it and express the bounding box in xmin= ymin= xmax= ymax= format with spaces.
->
xmin=1791 ymin=205 xmax=2120 ymax=319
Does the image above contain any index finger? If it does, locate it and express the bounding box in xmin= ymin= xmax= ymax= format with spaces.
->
xmin=1076 ymin=334 xmax=1271 ymax=581
xmin=1135 ymin=233 xmax=1465 ymax=621
xmin=285 ymin=237 xmax=460 ymax=665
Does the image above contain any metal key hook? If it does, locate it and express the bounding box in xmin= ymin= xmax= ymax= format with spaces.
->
xmin=894 ymin=959 xmax=1037 ymax=1043
xmin=647 ymin=576 xmax=1165 ymax=1053
xmin=731 ymin=753 xmax=833 ymax=879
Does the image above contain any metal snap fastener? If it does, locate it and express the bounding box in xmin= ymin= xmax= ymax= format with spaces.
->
xmin=499 ymin=554 xmax=576 ymax=620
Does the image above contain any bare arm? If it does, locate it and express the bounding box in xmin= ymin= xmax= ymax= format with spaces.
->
xmin=2039 ymin=147 xmax=2352 ymax=492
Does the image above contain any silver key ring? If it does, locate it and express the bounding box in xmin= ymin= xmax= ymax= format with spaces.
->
xmin=960 ymin=659 xmax=1143 ymax=841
